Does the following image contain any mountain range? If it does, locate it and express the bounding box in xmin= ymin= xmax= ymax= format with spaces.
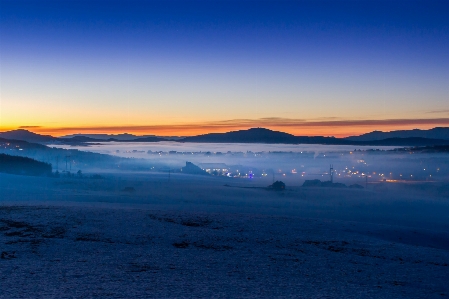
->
xmin=0 ymin=129 xmax=57 ymax=143
xmin=62 ymin=133 xmax=183 ymax=141
xmin=1 ymin=127 xmax=449 ymax=146
xmin=181 ymin=128 xmax=349 ymax=144
xmin=180 ymin=128 xmax=449 ymax=146
xmin=346 ymin=127 xmax=449 ymax=141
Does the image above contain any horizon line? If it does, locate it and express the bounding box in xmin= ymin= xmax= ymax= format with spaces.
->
xmin=2 ymin=117 xmax=449 ymax=138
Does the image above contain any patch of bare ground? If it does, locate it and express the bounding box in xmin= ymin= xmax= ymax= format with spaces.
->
xmin=75 ymin=233 xmax=114 ymax=243
xmin=149 ymin=213 xmax=213 ymax=228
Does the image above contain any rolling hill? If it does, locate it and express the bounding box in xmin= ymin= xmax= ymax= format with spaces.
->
xmin=346 ymin=127 xmax=449 ymax=141
xmin=0 ymin=129 xmax=57 ymax=143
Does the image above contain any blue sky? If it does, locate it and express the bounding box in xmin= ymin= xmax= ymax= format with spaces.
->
xmin=1 ymin=0 xmax=448 ymax=136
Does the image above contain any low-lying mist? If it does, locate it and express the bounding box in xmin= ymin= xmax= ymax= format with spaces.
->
xmin=45 ymin=142 xmax=449 ymax=186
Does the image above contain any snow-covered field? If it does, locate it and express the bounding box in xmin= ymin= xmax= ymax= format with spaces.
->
xmin=1 ymin=172 xmax=449 ymax=298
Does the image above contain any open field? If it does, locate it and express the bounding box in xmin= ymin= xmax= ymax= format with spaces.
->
xmin=1 ymin=172 xmax=449 ymax=298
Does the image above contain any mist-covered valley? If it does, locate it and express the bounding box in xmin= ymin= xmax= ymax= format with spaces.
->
xmin=7 ymin=140 xmax=448 ymax=185
xmin=1 ymin=140 xmax=449 ymax=298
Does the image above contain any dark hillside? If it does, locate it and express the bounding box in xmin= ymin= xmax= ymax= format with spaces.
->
xmin=0 ymin=137 xmax=48 ymax=150
xmin=346 ymin=127 xmax=449 ymax=141
xmin=0 ymin=137 xmax=169 ymax=172
xmin=0 ymin=129 xmax=56 ymax=143
xmin=181 ymin=128 xmax=301 ymax=143
xmin=0 ymin=153 xmax=52 ymax=176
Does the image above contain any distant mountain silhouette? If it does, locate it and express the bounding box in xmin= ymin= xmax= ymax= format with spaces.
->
xmin=295 ymin=136 xmax=349 ymax=145
xmin=62 ymin=133 xmax=183 ymax=141
xmin=346 ymin=127 xmax=449 ymax=141
xmin=181 ymin=128 xmax=300 ymax=143
xmin=119 ymin=136 xmax=168 ymax=142
xmin=0 ymin=129 xmax=57 ymax=143
xmin=5 ymin=127 xmax=449 ymax=146
xmin=61 ymin=136 xmax=104 ymax=143
xmin=61 ymin=128 xmax=342 ymax=144
xmin=0 ymin=130 xmax=169 ymax=144
xmin=180 ymin=128 xmax=449 ymax=146
xmin=181 ymin=128 xmax=351 ymax=144
xmin=61 ymin=133 xmax=154 ymax=141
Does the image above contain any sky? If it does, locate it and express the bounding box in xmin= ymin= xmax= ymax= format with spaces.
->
xmin=1 ymin=0 xmax=449 ymax=137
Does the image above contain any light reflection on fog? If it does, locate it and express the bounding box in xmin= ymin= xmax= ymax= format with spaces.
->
xmin=51 ymin=141 xmax=396 ymax=158
xmin=48 ymin=142 xmax=449 ymax=185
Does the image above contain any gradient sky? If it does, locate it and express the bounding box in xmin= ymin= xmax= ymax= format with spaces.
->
xmin=1 ymin=0 xmax=448 ymax=137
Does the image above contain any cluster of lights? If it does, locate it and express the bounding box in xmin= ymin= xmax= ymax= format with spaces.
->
xmin=1 ymin=142 xmax=23 ymax=151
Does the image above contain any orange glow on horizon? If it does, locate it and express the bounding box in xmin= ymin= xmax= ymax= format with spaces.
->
xmin=2 ymin=121 xmax=448 ymax=138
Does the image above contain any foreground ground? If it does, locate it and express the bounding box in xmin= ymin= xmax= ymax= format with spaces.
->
xmin=1 ymin=172 xmax=449 ymax=298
